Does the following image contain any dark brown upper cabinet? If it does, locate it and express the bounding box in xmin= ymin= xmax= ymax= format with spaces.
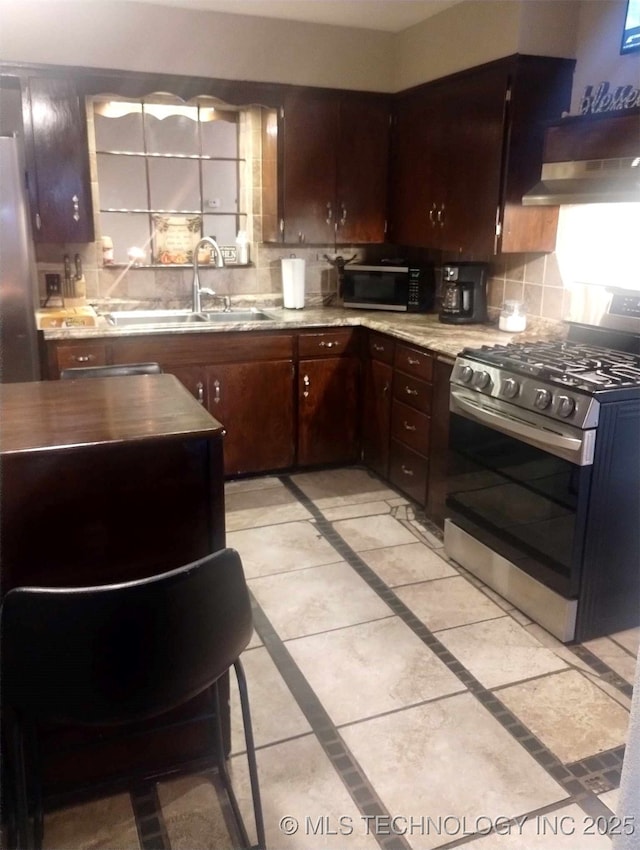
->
xmin=279 ymin=89 xmax=390 ymax=245
xmin=22 ymin=76 xmax=94 ymax=244
xmin=389 ymin=55 xmax=575 ymax=257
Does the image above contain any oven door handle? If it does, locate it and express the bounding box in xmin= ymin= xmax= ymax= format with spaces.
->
xmin=450 ymin=391 xmax=594 ymax=465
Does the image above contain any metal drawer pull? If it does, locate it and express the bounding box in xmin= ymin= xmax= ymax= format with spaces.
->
xmin=404 ymin=386 xmax=418 ymax=396
xmin=407 ymin=357 xmax=421 ymax=366
xmin=73 ymin=354 xmax=94 ymax=363
xmin=383 ymin=382 xmax=390 ymax=396
xmin=213 ymin=379 xmax=221 ymax=404
xmin=372 ymin=344 xmax=385 ymax=352
xmin=319 ymin=341 xmax=340 ymax=348
xmin=303 ymin=374 xmax=310 ymax=397
xmin=196 ymin=382 xmax=204 ymax=404
xmin=403 ymin=421 xmax=417 ymax=431
xmin=72 ymin=195 xmax=80 ymax=222
xmin=401 ymin=465 xmax=414 ymax=477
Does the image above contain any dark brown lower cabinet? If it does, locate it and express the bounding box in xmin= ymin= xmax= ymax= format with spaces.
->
xmin=298 ymin=356 xmax=360 ymax=467
xmin=426 ymin=357 xmax=454 ymax=527
xmin=362 ymin=356 xmax=393 ymax=478
xmin=208 ymin=360 xmax=294 ymax=475
xmin=389 ymin=440 xmax=429 ymax=505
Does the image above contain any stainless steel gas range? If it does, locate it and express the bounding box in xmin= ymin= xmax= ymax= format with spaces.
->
xmin=444 ymin=289 xmax=640 ymax=642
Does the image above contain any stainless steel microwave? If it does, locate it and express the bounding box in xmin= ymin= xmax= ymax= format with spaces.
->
xmin=342 ymin=264 xmax=435 ymax=312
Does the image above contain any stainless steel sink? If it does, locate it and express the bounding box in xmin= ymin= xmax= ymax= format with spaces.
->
xmin=104 ymin=309 xmax=275 ymax=326
xmin=105 ymin=310 xmax=207 ymax=326
xmin=200 ymin=310 xmax=274 ymax=322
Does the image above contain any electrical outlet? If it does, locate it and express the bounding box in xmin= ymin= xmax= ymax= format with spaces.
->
xmin=45 ymin=273 xmax=61 ymax=296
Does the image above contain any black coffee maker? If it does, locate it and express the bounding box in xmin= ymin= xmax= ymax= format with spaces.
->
xmin=438 ymin=262 xmax=488 ymax=324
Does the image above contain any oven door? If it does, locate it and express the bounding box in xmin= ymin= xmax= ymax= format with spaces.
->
xmin=342 ymin=266 xmax=409 ymax=311
xmin=446 ymin=388 xmax=594 ymax=599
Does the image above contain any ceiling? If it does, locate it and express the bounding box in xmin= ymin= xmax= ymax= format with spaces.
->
xmin=120 ymin=0 xmax=464 ymax=33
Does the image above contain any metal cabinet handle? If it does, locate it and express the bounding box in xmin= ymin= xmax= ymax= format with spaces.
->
xmin=73 ymin=354 xmax=94 ymax=363
xmin=403 ymin=421 xmax=417 ymax=432
xmin=437 ymin=203 xmax=445 ymax=227
xmin=407 ymin=357 xmax=420 ymax=366
xmin=383 ymin=382 xmax=390 ymax=396
xmin=429 ymin=202 xmax=437 ymax=227
xmin=72 ymin=195 xmax=80 ymax=222
xmin=303 ymin=374 xmax=310 ymax=398
xmin=372 ymin=343 xmax=385 ymax=352
xmin=401 ymin=465 xmax=414 ymax=477
xmin=212 ymin=379 xmax=221 ymax=404
xmin=319 ymin=341 xmax=340 ymax=349
xmin=325 ymin=202 xmax=333 ymax=225
xmin=35 ymin=212 xmax=42 ymax=231
xmin=196 ymin=381 xmax=204 ymax=404
xmin=298 ymin=232 xmax=305 ymax=243
xmin=404 ymin=386 xmax=418 ymax=396
xmin=340 ymin=203 xmax=347 ymax=227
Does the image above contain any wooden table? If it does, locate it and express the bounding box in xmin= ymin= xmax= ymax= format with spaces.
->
xmin=1 ymin=374 xmax=228 ymax=804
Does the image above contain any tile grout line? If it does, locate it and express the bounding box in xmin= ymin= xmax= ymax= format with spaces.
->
xmin=249 ymin=596 xmax=414 ymax=850
xmin=278 ymin=474 xmax=624 ymax=814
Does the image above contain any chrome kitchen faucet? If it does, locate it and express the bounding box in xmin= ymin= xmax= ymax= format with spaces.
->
xmin=191 ymin=236 xmax=224 ymax=313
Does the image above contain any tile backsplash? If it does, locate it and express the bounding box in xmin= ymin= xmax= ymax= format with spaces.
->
xmin=487 ymin=253 xmax=570 ymax=324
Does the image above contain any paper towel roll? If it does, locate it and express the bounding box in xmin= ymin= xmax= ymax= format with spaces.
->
xmin=281 ymin=257 xmax=305 ymax=309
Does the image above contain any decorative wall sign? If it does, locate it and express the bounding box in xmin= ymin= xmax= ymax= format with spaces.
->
xmin=152 ymin=215 xmax=202 ymax=264
xmin=580 ymin=81 xmax=640 ymax=114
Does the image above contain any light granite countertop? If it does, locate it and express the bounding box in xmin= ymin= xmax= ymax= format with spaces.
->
xmin=39 ymin=307 xmax=567 ymax=361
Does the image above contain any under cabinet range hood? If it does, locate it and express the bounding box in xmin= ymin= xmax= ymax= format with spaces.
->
xmin=523 ymin=156 xmax=640 ymax=205
xmin=523 ymin=110 xmax=640 ymax=206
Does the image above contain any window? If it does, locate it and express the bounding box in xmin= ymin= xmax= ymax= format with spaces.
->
xmin=92 ymin=97 xmax=248 ymax=265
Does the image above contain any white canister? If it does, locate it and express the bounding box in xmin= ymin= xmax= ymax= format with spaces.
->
xmin=281 ymin=257 xmax=305 ymax=309
xmin=499 ymin=300 xmax=527 ymax=332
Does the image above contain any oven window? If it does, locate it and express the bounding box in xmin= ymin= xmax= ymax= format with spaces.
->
xmin=446 ymin=413 xmax=592 ymax=596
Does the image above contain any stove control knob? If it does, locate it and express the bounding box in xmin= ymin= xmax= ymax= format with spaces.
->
xmin=534 ymin=389 xmax=552 ymax=410
xmin=501 ymin=377 xmax=520 ymax=399
xmin=557 ymin=395 xmax=576 ymax=418
xmin=473 ymin=370 xmax=491 ymax=390
xmin=459 ymin=365 xmax=474 ymax=384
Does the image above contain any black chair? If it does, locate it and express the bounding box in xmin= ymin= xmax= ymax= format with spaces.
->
xmin=59 ymin=362 xmax=162 ymax=379
xmin=1 ymin=548 xmax=265 ymax=850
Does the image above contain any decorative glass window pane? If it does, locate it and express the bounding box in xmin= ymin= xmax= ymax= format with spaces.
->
xmin=202 ymin=160 xmax=239 ymax=213
xmin=97 ymin=154 xmax=148 ymax=209
xmin=144 ymin=111 xmax=199 ymax=156
xmin=201 ymin=117 xmax=238 ymax=159
xmin=100 ymin=212 xmax=151 ymax=265
xmin=94 ymin=112 xmax=144 ymax=153
xmin=202 ymin=214 xmax=238 ymax=246
xmin=148 ymin=159 xmax=200 ymax=211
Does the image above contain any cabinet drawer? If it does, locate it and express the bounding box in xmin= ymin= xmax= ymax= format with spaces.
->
xmin=391 ymin=401 xmax=430 ymax=456
xmin=389 ymin=440 xmax=428 ymax=505
xmin=112 ymin=332 xmax=294 ymax=367
xmin=56 ymin=343 xmax=108 ymax=372
xmin=298 ymin=329 xmax=358 ymax=357
xmin=393 ymin=373 xmax=432 ymax=414
xmin=367 ymin=332 xmax=395 ymax=365
xmin=394 ymin=344 xmax=433 ymax=382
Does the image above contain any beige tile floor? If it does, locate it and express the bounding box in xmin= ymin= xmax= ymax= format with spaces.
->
xmin=40 ymin=467 xmax=639 ymax=850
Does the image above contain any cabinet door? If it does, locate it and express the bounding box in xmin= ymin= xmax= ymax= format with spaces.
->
xmin=281 ymin=91 xmax=338 ymax=244
xmin=24 ymin=77 xmax=94 ymax=243
xmin=298 ymin=357 xmax=360 ymax=467
xmin=390 ymin=88 xmax=438 ymax=247
xmin=208 ymin=361 xmax=294 ymax=476
xmin=171 ymin=366 xmax=208 ymax=408
xmin=438 ymin=65 xmax=507 ymax=256
xmin=361 ymin=357 xmax=393 ymax=478
xmin=336 ymin=96 xmax=390 ymax=244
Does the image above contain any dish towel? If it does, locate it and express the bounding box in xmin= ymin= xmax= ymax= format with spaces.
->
xmin=613 ymin=652 xmax=640 ymax=850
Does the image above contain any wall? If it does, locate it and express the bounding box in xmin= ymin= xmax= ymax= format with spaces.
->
xmin=0 ymin=0 xmax=394 ymax=93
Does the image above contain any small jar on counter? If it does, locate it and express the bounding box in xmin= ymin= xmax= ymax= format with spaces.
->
xmin=499 ymin=300 xmax=527 ymax=333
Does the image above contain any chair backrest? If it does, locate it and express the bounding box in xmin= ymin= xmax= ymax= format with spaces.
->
xmin=1 ymin=548 xmax=252 ymax=727
xmin=59 ymin=363 xmax=162 ymax=380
